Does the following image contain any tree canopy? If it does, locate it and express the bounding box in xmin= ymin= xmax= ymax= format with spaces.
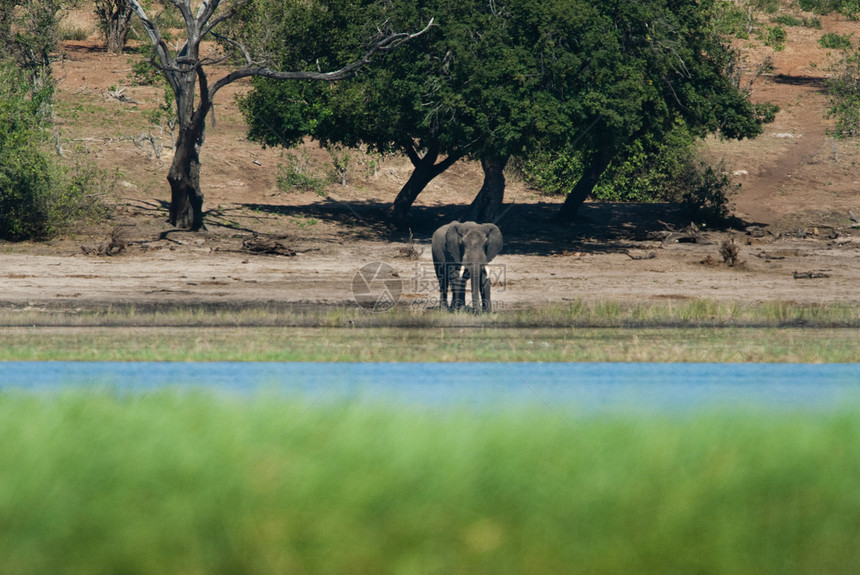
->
xmin=242 ymin=0 xmax=773 ymax=227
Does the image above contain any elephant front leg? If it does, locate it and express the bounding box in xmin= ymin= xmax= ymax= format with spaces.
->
xmin=480 ymin=266 xmax=492 ymax=312
xmin=450 ymin=264 xmax=467 ymax=310
xmin=435 ymin=263 xmax=449 ymax=309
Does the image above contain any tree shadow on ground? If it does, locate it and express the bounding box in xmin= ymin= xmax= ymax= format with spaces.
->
xmin=240 ymin=196 xmax=752 ymax=257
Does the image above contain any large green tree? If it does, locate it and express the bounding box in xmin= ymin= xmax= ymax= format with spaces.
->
xmin=243 ymin=0 xmax=606 ymax=226
xmin=242 ymin=0 xmax=772 ymax=227
xmin=551 ymin=0 xmax=775 ymax=223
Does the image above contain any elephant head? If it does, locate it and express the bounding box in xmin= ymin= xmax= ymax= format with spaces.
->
xmin=431 ymin=220 xmax=503 ymax=312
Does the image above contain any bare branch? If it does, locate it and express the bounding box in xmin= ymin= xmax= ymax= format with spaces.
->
xmin=196 ymin=0 xmax=219 ymax=22
xmin=211 ymin=31 xmax=254 ymax=66
xmin=209 ymin=18 xmax=434 ymax=99
xmin=165 ymin=0 xmax=194 ymax=26
xmin=201 ymin=8 xmax=236 ymax=39
xmin=127 ymin=0 xmax=179 ymax=91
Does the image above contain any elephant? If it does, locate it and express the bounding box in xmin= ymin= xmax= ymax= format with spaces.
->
xmin=431 ymin=220 xmax=503 ymax=312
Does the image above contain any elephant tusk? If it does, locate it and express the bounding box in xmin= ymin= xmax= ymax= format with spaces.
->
xmin=458 ymin=265 xmax=465 ymax=279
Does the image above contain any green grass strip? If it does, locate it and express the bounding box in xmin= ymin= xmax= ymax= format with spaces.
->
xmin=1 ymin=326 xmax=858 ymax=362
xmin=2 ymin=300 xmax=859 ymax=329
xmin=1 ymin=391 xmax=859 ymax=574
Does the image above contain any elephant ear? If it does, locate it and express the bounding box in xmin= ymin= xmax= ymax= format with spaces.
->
xmin=445 ymin=221 xmax=463 ymax=261
xmin=483 ymin=223 xmax=503 ymax=261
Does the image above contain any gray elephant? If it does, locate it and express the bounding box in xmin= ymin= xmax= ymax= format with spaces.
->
xmin=431 ymin=221 xmax=503 ymax=312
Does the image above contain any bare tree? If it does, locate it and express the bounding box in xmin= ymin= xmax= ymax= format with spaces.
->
xmin=127 ymin=0 xmax=433 ymax=230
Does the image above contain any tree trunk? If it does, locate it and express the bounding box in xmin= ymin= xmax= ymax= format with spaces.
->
xmin=168 ymin=116 xmax=206 ymax=230
xmin=552 ymin=149 xmax=614 ymax=224
xmin=104 ymin=4 xmax=133 ymax=55
xmin=388 ymin=144 xmax=461 ymax=230
xmin=465 ymin=155 xmax=508 ymax=223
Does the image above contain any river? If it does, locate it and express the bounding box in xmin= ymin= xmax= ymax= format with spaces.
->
xmin=1 ymin=362 xmax=859 ymax=412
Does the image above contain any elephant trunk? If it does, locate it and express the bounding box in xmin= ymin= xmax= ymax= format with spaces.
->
xmin=471 ymin=265 xmax=481 ymax=312
xmin=458 ymin=262 xmax=485 ymax=312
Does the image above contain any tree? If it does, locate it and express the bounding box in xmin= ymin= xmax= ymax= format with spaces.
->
xmin=550 ymin=0 xmax=775 ymax=223
xmin=243 ymin=0 xmax=605 ymax=226
xmin=126 ymin=0 xmax=432 ymax=230
xmin=94 ymin=0 xmax=134 ymax=54
xmin=1 ymin=0 xmax=63 ymax=90
xmin=243 ymin=0 xmax=773 ymax=227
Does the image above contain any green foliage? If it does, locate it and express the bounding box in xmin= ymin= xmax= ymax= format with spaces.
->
xmin=327 ymin=145 xmax=350 ymax=186
xmin=127 ymin=45 xmax=165 ymax=86
xmin=523 ymin=125 xmax=737 ymax=225
xmin=825 ymin=50 xmax=860 ymax=137
xmin=762 ymin=25 xmax=787 ymax=50
xmin=772 ymin=14 xmax=822 ymax=28
xmin=241 ymin=0 xmax=770 ymax=210
xmin=749 ymin=0 xmax=781 ymax=13
xmin=0 ymin=63 xmax=110 ymax=241
xmin=1 ymin=0 xmax=62 ymax=86
xmin=819 ymin=32 xmax=853 ymax=49
xmin=277 ymin=150 xmax=331 ymax=195
xmin=673 ymin=160 xmax=740 ymax=227
xmin=2 ymin=391 xmax=860 ymax=574
xmin=0 ymin=63 xmax=57 ymax=240
xmin=523 ymin=127 xmax=697 ymax=203
xmin=797 ymin=0 xmax=860 ymax=15
xmin=712 ymin=1 xmax=751 ymax=38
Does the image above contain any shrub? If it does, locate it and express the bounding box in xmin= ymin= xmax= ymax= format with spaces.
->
xmin=798 ymin=0 xmax=841 ymax=14
xmin=773 ymin=14 xmax=802 ymax=26
xmin=277 ymin=150 xmax=331 ymax=195
xmin=763 ymin=25 xmax=787 ymax=50
xmin=0 ymin=63 xmax=110 ymax=241
xmin=819 ymin=32 xmax=852 ymax=49
xmin=671 ymin=160 xmax=739 ymax=227
xmin=750 ymin=0 xmax=781 ymax=14
xmin=0 ymin=65 xmax=56 ymax=240
xmin=713 ymin=1 xmax=752 ymax=38
xmin=826 ymin=50 xmax=860 ymax=137
xmin=772 ymin=14 xmax=822 ymax=28
xmin=799 ymin=0 xmax=860 ymax=16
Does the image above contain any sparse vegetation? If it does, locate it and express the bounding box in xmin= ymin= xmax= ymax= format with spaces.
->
xmin=762 ymin=25 xmax=787 ymax=50
xmin=1 ymin=302 xmax=859 ymax=362
xmin=749 ymin=0 xmax=781 ymax=14
xmin=819 ymin=32 xmax=853 ymax=49
xmin=826 ymin=49 xmax=860 ymax=137
xmin=772 ymin=14 xmax=822 ymax=28
xmin=277 ymin=150 xmax=331 ymax=195
xmin=798 ymin=0 xmax=860 ymax=17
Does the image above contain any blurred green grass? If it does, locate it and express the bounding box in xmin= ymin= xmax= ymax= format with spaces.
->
xmin=1 ymin=391 xmax=859 ymax=574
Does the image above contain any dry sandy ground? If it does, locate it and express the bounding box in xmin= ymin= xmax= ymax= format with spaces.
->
xmin=2 ymin=201 xmax=859 ymax=311
xmin=2 ymin=12 xmax=860 ymax=314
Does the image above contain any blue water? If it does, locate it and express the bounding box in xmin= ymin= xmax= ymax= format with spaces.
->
xmin=1 ymin=362 xmax=859 ymax=412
